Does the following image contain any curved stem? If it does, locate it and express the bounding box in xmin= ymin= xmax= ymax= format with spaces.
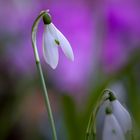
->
xmin=31 ymin=11 xmax=57 ymax=140
xmin=85 ymin=89 xmax=112 ymax=140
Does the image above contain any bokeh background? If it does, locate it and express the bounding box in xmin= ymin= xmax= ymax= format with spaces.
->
xmin=0 ymin=0 xmax=140 ymax=140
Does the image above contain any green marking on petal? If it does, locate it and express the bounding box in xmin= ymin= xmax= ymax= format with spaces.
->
xmin=55 ymin=39 xmax=60 ymax=45
xmin=105 ymin=107 xmax=112 ymax=114
xmin=112 ymin=129 xmax=116 ymax=134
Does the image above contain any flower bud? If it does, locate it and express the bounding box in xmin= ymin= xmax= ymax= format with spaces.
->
xmin=43 ymin=13 xmax=52 ymax=25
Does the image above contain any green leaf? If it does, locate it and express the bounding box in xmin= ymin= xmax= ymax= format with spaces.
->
xmin=61 ymin=94 xmax=81 ymax=140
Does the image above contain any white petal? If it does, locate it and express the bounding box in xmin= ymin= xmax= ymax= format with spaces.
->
xmin=111 ymin=100 xmax=132 ymax=133
xmin=96 ymin=100 xmax=110 ymax=140
xmin=51 ymin=24 xmax=74 ymax=61
xmin=103 ymin=114 xmax=125 ymax=140
xmin=47 ymin=23 xmax=58 ymax=40
xmin=43 ymin=25 xmax=59 ymax=69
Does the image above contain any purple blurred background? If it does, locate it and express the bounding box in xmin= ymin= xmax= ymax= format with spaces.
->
xmin=1 ymin=0 xmax=140 ymax=91
xmin=0 ymin=0 xmax=140 ymax=139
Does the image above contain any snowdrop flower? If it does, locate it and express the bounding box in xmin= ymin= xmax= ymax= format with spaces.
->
xmin=42 ymin=13 xmax=74 ymax=69
xmin=109 ymin=92 xmax=132 ymax=134
xmin=102 ymin=107 xmax=125 ymax=140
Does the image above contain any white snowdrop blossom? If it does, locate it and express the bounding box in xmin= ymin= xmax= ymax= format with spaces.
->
xmin=94 ymin=90 xmax=132 ymax=140
xmin=103 ymin=108 xmax=125 ymax=140
xmin=111 ymin=99 xmax=132 ymax=133
xmin=42 ymin=13 xmax=74 ymax=69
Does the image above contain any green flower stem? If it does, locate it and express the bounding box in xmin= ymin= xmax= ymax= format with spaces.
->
xmin=85 ymin=112 xmax=95 ymax=140
xmin=36 ymin=62 xmax=57 ymax=140
xmin=31 ymin=11 xmax=57 ymax=140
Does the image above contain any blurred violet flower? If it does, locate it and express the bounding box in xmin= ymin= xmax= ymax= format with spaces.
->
xmin=100 ymin=0 xmax=140 ymax=73
xmin=102 ymin=36 xmax=127 ymax=72
xmin=0 ymin=0 xmax=45 ymax=74
xmin=3 ymin=0 xmax=140 ymax=93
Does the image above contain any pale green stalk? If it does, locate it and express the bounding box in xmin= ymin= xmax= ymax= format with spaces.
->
xmin=31 ymin=11 xmax=57 ymax=140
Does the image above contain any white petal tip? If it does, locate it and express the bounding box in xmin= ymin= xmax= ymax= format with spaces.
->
xmin=44 ymin=57 xmax=58 ymax=69
xmin=70 ymin=55 xmax=74 ymax=61
xmin=50 ymin=64 xmax=57 ymax=69
xmin=67 ymin=51 xmax=74 ymax=61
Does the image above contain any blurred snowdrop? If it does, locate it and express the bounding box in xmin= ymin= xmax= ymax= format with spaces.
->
xmin=42 ymin=13 xmax=74 ymax=69
xmin=95 ymin=90 xmax=132 ymax=140
xmin=103 ymin=107 xmax=125 ymax=140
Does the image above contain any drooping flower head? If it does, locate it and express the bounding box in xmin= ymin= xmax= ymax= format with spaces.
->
xmin=96 ymin=89 xmax=132 ymax=140
xmin=42 ymin=12 xmax=74 ymax=69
